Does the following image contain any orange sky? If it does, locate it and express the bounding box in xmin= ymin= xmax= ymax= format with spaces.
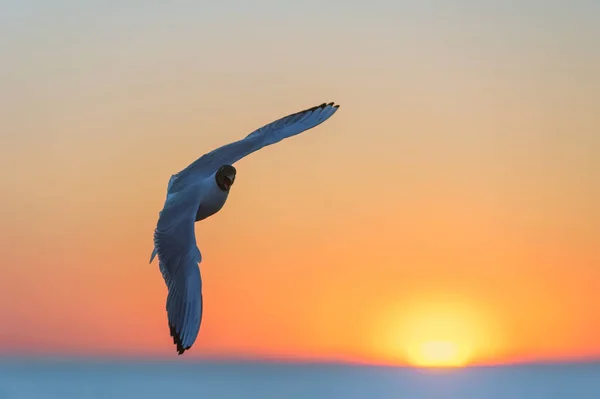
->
xmin=1 ymin=1 xmax=599 ymax=366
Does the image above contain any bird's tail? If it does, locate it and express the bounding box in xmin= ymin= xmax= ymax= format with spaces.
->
xmin=150 ymin=247 xmax=157 ymax=264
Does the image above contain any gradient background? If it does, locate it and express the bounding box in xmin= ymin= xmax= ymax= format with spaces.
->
xmin=1 ymin=0 xmax=598 ymax=366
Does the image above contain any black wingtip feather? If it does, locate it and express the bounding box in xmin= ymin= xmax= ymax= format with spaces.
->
xmin=281 ymin=102 xmax=338 ymax=121
xmin=169 ymin=324 xmax=191 ymax=355
xmin=307 ymin=102 xmax=338 ymax=113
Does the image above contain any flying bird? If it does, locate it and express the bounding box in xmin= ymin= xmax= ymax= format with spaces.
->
xmin=150 ymin=102 xmax=340 ymax=355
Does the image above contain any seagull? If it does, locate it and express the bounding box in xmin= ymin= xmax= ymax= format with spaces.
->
xmin=150 ymin=102 xmax=340 ymax=355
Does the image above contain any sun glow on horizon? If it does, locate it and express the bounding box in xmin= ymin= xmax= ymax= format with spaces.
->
xmin=407 ymin=339 xmax=471 ymax=368
xmin=403 ymin=302 xmax=483 ymax=367
xmin=379 ymin=300 xmax=497 ymax=368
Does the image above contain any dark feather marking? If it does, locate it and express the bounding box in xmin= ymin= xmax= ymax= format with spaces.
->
xmin=170 ymin=323 xmax=190 ymax=355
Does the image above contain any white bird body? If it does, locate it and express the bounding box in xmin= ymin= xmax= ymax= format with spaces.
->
xmin=192 ymin=172 xmax=230 ymax=222
xmin=150 ymin=102 xmax=340 ymax=354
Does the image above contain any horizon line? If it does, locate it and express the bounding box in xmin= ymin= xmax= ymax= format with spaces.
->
xmin=2 ymin=353 xmax=599 ymax=369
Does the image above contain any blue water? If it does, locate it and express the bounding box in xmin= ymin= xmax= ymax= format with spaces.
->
xmin=0 ymin=359 xmax=599 ymax=398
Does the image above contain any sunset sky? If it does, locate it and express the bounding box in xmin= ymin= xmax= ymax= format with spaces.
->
xmin=1 ymin=1 xmax=599 ymax=366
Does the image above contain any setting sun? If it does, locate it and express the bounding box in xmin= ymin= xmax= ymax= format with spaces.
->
xmin=408 ymin=340 xmax=469 ymax=368
xmin=377 ymin=299 xmax=499 ymax=367
xmin=401 ymin=302 xmax=483 ymax=367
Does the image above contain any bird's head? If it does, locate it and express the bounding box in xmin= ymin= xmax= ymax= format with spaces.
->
xmin=216 ymin=165 xmax=236 ymax=192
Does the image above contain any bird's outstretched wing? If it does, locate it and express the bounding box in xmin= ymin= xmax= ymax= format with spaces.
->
xmin=170 ymin=102 xmax=340 ymax=192
xmin=149 ymin=174 xmax=178 ymax=264
xmin=153 ymin=185 xmax=204 ymax=355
